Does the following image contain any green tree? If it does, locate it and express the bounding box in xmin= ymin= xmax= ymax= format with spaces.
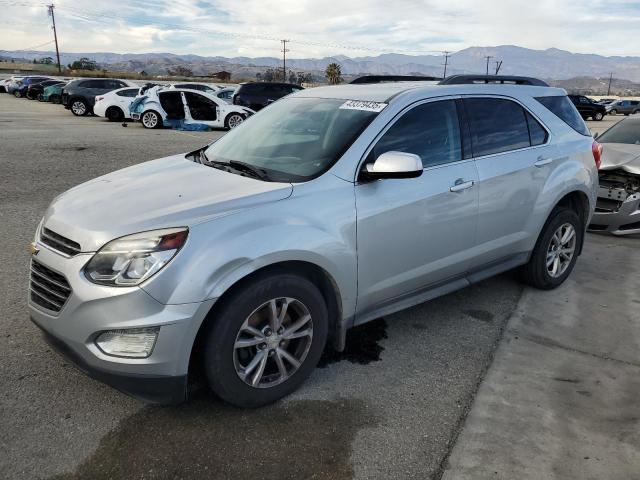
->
xmin=68 ymin=57 xmax=97 ymax=71
xmin=325 ymin=63 xmax=342 ymax=85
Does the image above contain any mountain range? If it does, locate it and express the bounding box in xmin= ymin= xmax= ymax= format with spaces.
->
xmin=2 ymin=45 xmax=640 ymax=84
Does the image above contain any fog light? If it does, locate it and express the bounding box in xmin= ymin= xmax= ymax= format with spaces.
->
xmin=95 ymin=327 xmax=159 ymax=358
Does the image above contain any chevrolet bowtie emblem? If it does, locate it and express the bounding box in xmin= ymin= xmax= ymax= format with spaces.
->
xmin=28 ymin=242 xmax=39 ymax=256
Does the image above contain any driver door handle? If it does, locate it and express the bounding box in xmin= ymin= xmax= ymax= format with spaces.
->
xmin=534 ymin=156 xmax=553 ymax=167
xmin=450 ymin=179 xmax=474 ymax=192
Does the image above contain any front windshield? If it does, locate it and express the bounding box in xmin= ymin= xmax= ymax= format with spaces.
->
xmin=598 ymin=120 xmax=640 ymax=145
xmin=204 ymin=97 xmax=380 ymax=182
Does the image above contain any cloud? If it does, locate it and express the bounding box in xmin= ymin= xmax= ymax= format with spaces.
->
xmin=1 ymin=0 xmax=639 ymax=57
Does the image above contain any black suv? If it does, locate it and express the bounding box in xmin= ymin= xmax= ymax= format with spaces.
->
xmin=233 ymin=82 xmax=303 ymax=111
xmin=568 ymin=95 xmax=606 ymax=121
xmin=62 ymin=78 xmax=131 ymax=116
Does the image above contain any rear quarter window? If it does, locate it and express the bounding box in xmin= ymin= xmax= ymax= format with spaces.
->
xmin=536 ymin=96 xmax=590 ymax=136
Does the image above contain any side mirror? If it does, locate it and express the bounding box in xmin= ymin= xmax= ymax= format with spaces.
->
xmin=593 ymin=132 xmax=599 ymax=139
xmin=362 ymin=151 xmax=423 ymax=180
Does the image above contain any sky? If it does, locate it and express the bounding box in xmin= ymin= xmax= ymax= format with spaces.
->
xmin=1 ymin=0 xmax=640 ymax=58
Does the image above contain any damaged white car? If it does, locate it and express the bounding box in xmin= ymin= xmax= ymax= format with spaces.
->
xmin=130 ymin=85 xmax=253 ymax=130
xmin=589 ymin=117 xmax=640 ymax=235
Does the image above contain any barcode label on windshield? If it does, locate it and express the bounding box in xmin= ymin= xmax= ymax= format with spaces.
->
xmin=339 ymin=100 xmax=387 ymax=112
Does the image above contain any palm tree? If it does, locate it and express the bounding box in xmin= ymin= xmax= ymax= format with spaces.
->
xmin=325 ymin=63 xmax=342 ymax=85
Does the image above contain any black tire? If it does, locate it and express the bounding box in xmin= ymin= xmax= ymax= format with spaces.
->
xmin=13 ymin=90 xmax=23 ymax=98
xmin=203 ymin=272 xmax=328 ymax=408
xmin=37 ymin=93 xmax=44 ymax=102
xmin=521 ymin=207 xmax=583 ymax=290
xmin=225 ymin=112 xmax=244 ymax=129
xmin=70 ymin=98 xmax=88 ymax=116
xmin=593 ymin=112 xmax=604 ymax=121
xmin=609 ymin=109 xmax=617 ymax=115
xmin=105 ymin=106 xmax=124 ymax=122
xmin=141 ymin=110 xmax=162 ymax=129
xmin=624 ymin=113 xmax=630 ymax=116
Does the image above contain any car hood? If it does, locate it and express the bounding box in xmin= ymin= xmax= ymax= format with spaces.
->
xmin=600 ymin=143 xmax=640 ymax=174
xmin=42 ymin=154 xmax=293 ymax=252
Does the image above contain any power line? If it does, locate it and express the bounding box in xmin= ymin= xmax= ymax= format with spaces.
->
xmin=14 ymin=39 xmax=54 ymax=51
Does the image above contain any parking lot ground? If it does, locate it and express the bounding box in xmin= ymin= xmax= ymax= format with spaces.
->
xmin=443 ymin=233 xmax=640 ymax=479
xmin=0 ymin=95 xmax=636 ymax=479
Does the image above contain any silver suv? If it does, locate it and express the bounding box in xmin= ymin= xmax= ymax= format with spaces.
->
xmin=29 ymin=75 xmax=599 ymax=407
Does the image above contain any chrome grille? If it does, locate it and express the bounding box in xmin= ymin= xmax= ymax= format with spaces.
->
xmin=30 ymin=259 xmax=72 ymax=313
xmin=40 ymin=227 xmax=81 ymax=256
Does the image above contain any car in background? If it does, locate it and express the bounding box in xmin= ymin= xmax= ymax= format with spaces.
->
xmin=130 ymin=86 xmax=253 ymax=129
xmin=1 ymin=75 xmax=25 ymax=93
xmin=42 ymin=82 xmax=67 ymax=103
xmin=93 ymin=87 xmax=140 ymax=121
xmin=597 ymin=98 xmax=616 ymax=105
xmin=568 ymin=94 xmax=606 ymax=121
xmin=26 ymin=80 xmax=64 ymax=101
xmin=10 ymin=76 xmax=53 ymax=98
xmin=215 ymin=87 xmax=236 ymax=104
xmin=171 ymin=83 xmax=220 ymax=95
xmin=589 ymin=117 xmax=640 ymax=235
xmin=606 ymin=99 xmax=640 ymax=116
xmin=61 ymin=78 xmax=134 ymax=116
xmin=233 ymin=82 xmax=303 ymax=111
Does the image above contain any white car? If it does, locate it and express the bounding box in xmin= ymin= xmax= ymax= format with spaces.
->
xmin=130 ymin=86 xmax=253 ymax=129
xmin=93 ymin=87 xmax=141 ymax=121
xmin=215 ymin=87 xmax=236 ymax=104
xmin=1 ymin=75 xmax=25 ymax=93
xmin=170 ymin=82 xmax=221 ymax=95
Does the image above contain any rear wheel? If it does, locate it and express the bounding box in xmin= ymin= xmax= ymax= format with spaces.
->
xmin=105 ymin=106 xmax=124 ymax=122
xmin=141 ymin=110 xmax=161 ymax=129
xmin=13 ymin=90 xmax=22 ymax=98
xmin=593 ymin=112 xmax=604 ymax=121
xmin=37 ymin=93 xmax=44 ymax=102
xmin=203 ymin=273 xmax=328 ymax=408
xmin=609 ymin=109 xmax=617 ymax=115
xmin=521 ymin=207 xmax=582 ymax=290
xmin=70 ymin=99 xmax=88 ymax=116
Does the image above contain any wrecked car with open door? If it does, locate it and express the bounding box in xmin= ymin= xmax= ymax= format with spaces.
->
xmin=589 ymin=117 xmax=640 ymax=235
xmin=130 ymin=86 xmax=253 ymax=130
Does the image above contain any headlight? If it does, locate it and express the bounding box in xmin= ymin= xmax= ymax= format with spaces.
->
xmin=84 ymin=228 xmax=188 ymax=286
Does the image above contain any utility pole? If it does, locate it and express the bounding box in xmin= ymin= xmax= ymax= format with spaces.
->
xmin=607 ymin=72 xmax=613 ymax=96
xmin=495 ymin=60 xmax=503 ymax=75
xmin=442 ymin=51 xmax=451 ymax=78
xmin=281 ymin=39 xmax=289 ymax=82
xmin=485 ymin=55 xmax=493 ymax=75
xmin=47 ymin=4 xmax=61 ymax=74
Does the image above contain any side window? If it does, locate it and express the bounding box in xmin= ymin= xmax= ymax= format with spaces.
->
xmin=184 ymin=92 xmax=217 ymax=121
xmin=525 ymin=112 xmax=548 ymax=146
xmin=371 ymin=100 xmax=462 ymax=168
xmin=159 ymin=91 xmax=185 ymax=119
xmin=536 ymin=95 xmax=590 ymax=136
xmin=579 ymin=97 xmax=590 ymax=104
xmin=117 ymin=88 xmax=138 ymax=97
xmin=465 ymin=98 xmax=530 ymax=156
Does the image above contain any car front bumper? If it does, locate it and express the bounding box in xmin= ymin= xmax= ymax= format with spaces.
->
xmin=28 ymin=242 xmax=216 ymax=403
xmin=588 ymin=192 xmax=640 ymax=235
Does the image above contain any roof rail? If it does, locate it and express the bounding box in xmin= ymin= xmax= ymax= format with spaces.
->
xmin=350 ymin=75 xmax=441 ymax=84
xmin=439 ymin=75 xmax=549 ymax=87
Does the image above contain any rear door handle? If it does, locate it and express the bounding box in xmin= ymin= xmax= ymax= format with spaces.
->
xmin=534 ymin=156 xmax=553 ymax=167
xmin=450 ymin=179 xmax=474 ymax=192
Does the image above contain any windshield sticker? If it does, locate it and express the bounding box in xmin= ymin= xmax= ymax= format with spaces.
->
xmin=339 ymin=100 xmax=387 ymax=112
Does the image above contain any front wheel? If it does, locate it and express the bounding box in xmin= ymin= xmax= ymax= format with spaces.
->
xmin=203 ymin=273 xmax=328 ymax=408
xmin=13 ymin=90 xmax=22 ymax=98
xmin=609 ymin=109 xmax=617 ymax=115
xmin=593 ymin=112 xmax=604 ymax=121
xmin=37 ymin=93 xmax=44 ymax=102
xmin=70 ymin=99 xmax=88 ymax=116
xmin=141 ymin=110 xmax=161 ymax=129
xmin=521 ymin=207 xmax=582 ymax=290
xmin=225 ymin=113 xmax=244 ymax=129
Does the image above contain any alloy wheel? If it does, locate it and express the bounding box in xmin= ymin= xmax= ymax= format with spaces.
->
xmin=71 ymin=101 xmax=86 ymax=115
xmin=227 ymin=114 xmax=243 ymax=129
xmin=233 ymin=297 xmax=313 ymax=389
xmin=142 ymin=112 xmax=158 ymax=128
xmin=546 ymin=223 xmax=576 ymax=278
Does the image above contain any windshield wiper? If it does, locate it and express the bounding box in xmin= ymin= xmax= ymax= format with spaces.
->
xmin=204 ymin=158 xmax=270 ymax=181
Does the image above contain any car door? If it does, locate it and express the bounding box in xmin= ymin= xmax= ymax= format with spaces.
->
xmin=183 ymin=91 xmax=220 ymax=126
xmin=463 ymin=96 xmax=554 ymax=271
xmin=355 ymin=98 xmax=479 ymax=318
